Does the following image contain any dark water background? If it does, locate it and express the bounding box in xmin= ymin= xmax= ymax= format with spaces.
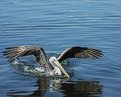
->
xmin=0 ymin=0 xmax=121 ymax=97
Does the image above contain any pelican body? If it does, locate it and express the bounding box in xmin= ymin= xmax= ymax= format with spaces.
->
xmin=3 ymin=45 xmax=103 ymax=78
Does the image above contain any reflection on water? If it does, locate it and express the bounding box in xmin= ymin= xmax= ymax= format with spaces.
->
xmin=7 ymin=77 xmax=49 ymax=97
xmin=8 ymin=78 xmax=102 ymax=97
xmin=61 ymin=80 xmax=102 ymax=97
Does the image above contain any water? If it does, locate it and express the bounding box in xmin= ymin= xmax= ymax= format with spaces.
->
xmin=0 ymin=0 xmax=121 ymax=97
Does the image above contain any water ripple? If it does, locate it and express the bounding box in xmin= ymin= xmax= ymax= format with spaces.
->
xmin=0 ymin=0 xmax=121 ymax=97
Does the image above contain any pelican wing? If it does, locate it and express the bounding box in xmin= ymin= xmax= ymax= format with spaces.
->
xmin=3 ymin=45 xmax=48 ymax=65
xmin=57 ymin=46 xmax=103 ymax=62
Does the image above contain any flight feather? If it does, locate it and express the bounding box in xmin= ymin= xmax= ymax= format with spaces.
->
xmin=57 ymin=46 xmax=103 ymax=62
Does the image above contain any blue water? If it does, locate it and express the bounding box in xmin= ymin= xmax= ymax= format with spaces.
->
xmin=0 ymin=0 xmax=121 ymax=97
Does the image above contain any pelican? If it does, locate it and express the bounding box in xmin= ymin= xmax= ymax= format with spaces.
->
xmin=3 ymin=45 xmax=103 ymax=78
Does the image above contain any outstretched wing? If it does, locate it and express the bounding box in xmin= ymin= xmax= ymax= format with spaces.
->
xmin=57 ymin=46 xmax=103 ymax=62
xmin=2 ymin=45 xmax=48 ymax=66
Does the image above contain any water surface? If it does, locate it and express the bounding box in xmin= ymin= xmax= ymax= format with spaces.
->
xmin=0 ymin=0 xmax=121 ymax=97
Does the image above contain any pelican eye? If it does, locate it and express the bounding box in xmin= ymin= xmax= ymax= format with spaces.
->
xmin=52 ymin=59 xmax=56 ymax=62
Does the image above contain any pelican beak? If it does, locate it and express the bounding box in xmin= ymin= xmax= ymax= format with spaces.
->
xmin=54 ymin=60 xmax=70 ymax=78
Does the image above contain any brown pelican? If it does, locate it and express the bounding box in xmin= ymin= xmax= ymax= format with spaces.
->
xmin=3 ymin=45 xmax=103 ymax=78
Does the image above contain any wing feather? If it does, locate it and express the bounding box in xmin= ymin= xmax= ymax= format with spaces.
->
xmin=3 ymin=45 xmax=50 ymax=70
xmin=3 ymin=45 xmax=47 ymax=64
xmin=3 ymin=45 xmax=42 ymax=59
xmin=57 ymin=46 xmax=103 ymax=62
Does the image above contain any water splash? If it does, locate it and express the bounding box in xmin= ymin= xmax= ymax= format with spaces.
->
xmin=8 ymin=58 xmax=71 ymax=78
xmin=9 ymin=58 xmax=48 ymax=77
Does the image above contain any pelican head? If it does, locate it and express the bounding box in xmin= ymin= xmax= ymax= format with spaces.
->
xmin=49 ymin=56 xmax=70 ymax=78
